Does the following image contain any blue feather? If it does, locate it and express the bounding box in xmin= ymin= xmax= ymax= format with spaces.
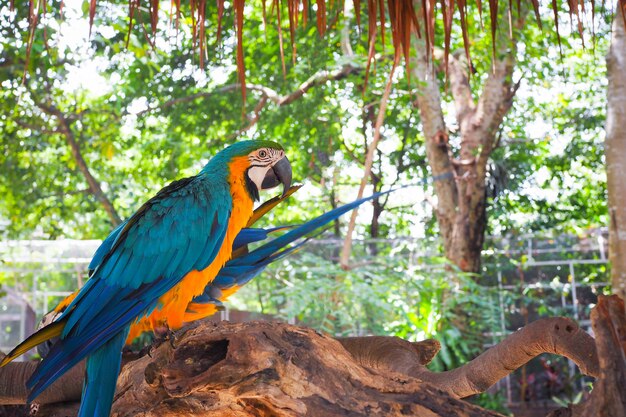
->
xmin=230 ymin=189 xmax=394 ymax=266
xmin=88 ymin=221 xmax=126 ymax=275
xmin=231 ymin=226 xmax=290 ymax=250
xmin=77 ymin=328 xmax=129 ymax=417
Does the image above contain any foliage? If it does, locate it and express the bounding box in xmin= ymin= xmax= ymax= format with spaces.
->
xmin=0 ymin=0 xmax=429 ymax=240
xmin=0 ymin=0 xmax=610 ymax=243
xmin=469 ymin=392 xmax=511 ymax=416
xmin=552 ymin=381 xmax=593 ymax=408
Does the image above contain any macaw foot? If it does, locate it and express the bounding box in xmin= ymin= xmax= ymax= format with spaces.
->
xmin=151 ymin=325 xmax=178 ymax=350
xmin=168 ymin=330 xmax=178 ymax=349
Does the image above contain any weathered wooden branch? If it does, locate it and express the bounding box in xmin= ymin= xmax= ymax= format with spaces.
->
xmin=340 ymin=317 xmax=599 ymax=399
xmin=0 ymin=356 xmax=84 ymax=405
xmin=1 ymin=311 xmax=610 ymax=417
xmin=546 ymin=295 xmax=626 ymax=417
xmin=111 ymin=322 xmax=503 ymax=417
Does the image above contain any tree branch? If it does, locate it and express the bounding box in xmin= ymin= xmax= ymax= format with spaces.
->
xmin=340 ymin=137 xmax=365 ymax=165
xmin=547 ymin=295 xmax=626 ymax=417
xmin=339 ymin=60 xmax=397 ymax=269
xmin=470 ymin=9 xmax=528 ymax=173
xmin=470 ymin=55 xmax=517 ymax=171
xmin=36 ymin=102 xmax=122 ymax=226
xmin=14 ymin=119 xmax=58 ymax=135
xmin=137 ymin=64 xmax=362 ymax=118
xmin=134 ymin=84 xmax=280 ymax=117
xmin=0 ymin=358 xmax=84 ymax=405
xmin=227 ymin=96 xmax=269 ymax=140
xmin=340 ymin=0 xmax=355 ymax=57
xmin=1 ymin=314 xmax=604 ymax=411
xmin=275 ymin=64 xmax=361 ymax=106
xmin=341 ymin=316 xmax=599 ymax=399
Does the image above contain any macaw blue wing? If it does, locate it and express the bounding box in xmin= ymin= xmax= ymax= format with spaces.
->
xmin=27 ymin=175 xmax=232 ymax=403
xmin=231 ymin=189 xmax=393 ymax=265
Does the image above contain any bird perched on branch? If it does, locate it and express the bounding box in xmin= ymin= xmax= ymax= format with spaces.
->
xmin=39 ymin=182 xmax=391 ymax=347
xmin=1 ymin=140 xmax=292 ymax=417
xmin=3 ymin=140 xmax=398 ymax=417
xmin=39 ymin=186 xmax=302 ymax=346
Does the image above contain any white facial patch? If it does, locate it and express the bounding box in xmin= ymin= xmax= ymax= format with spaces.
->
xmin=247 ymin=165 xmax=271 ymax=190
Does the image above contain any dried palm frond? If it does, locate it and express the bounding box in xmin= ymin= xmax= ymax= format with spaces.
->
xmin=15 ymin=0 xmax=611 ymax=100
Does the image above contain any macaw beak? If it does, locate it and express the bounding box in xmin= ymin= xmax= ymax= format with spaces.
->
xmin=262 ymin=156 xmax=292 ymax=197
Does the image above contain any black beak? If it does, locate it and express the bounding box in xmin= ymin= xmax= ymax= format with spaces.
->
xmin=262 ymin=156 xmax=292 ymax=197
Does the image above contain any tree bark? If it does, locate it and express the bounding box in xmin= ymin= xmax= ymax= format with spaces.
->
xmin=546 ymin=295 xmax=626 ymax=417
xmin=339 ymin=317 xmax=599 ymax=398
xmin=412 ymin=48 xmax=458 ymax=263
xmin=412 ymin=10 xmax=524 ymax=273
xmin=606 ymin=2 xmax=626 ymax=301
xmin=112 ymin=321 xmax=502 ymax=417
xmin=0 ymin=357 xmax=84 ymax=405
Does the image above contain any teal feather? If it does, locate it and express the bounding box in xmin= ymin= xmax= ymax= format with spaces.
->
xmin=77 ymin=328 xmax=129 ymax=417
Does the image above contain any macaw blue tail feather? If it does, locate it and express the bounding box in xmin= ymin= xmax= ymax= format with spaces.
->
xmin=231 ymin=226 xmax=291 ymax=251
xmin=78 ymin=327 xmax=129 ymax=417
xmin=230 ymin=188 xmax=395 ymax=265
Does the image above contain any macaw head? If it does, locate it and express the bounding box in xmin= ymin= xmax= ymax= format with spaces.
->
xmin=210 ymin=140 xmax=292 ymax=201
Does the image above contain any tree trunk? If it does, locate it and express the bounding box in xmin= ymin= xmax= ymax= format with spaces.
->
xmin=412 ymin=11 xmax=524 ymax=274
xmin=606 ymin=2 xmax=626 ymax=301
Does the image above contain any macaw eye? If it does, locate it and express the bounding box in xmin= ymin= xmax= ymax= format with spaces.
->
xmin=259 ymin=150 xmax=267 ymax=158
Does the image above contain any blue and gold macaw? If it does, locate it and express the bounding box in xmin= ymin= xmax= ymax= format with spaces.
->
xmin=34 ymin=186 xmax=302 ymax=351
xmin=38 ymin=183 xmax=390 ymax=346
xmin=0 ymin=140 xmax=293 ymax=417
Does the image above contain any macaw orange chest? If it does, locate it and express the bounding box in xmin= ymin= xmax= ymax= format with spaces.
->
xmin=155 ymin=156 xmax=254 ymax=331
